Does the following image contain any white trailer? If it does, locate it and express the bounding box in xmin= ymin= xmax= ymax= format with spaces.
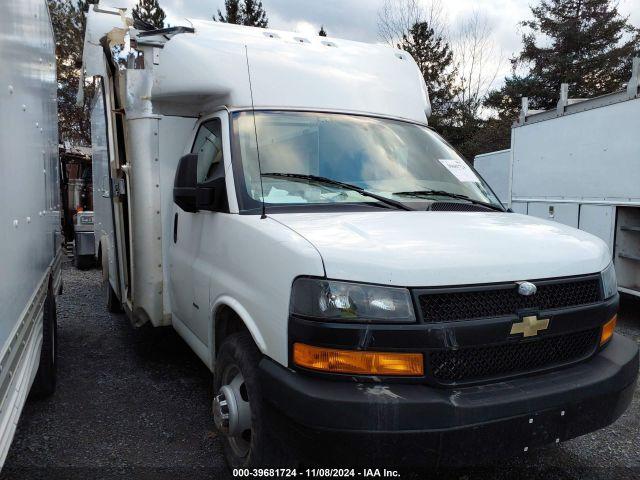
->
xmin=84 ymin=2 xmax=637 ymax=469
xmin=0 ymin=0 xmax=62 ymax=466
xmin=475 ymin=59 xmax=640 ymax=298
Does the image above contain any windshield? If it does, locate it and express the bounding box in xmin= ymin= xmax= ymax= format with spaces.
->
xmin=232 ymin=111 xmax=502 ymax=212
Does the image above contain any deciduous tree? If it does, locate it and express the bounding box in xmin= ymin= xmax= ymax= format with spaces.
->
xmin=378 ymin=0 xmax=445 ymax=46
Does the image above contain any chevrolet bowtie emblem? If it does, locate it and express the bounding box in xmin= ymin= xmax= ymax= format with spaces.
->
xmin=510 ymin=315 xmax=550 ymax=337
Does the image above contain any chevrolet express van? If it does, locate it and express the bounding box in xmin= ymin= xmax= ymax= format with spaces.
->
xmin=83 ymin=3 xmax=638 ymax=468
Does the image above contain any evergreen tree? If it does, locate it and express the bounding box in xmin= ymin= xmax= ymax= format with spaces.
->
xmin=217 ymin=0 xmax=241 ymax=24
xmin=48 ymin=0 xmax=91 ymax=145
xmin=487 ymin=0 xmax=640 ymax=118
xmin=217 ymin=0 xmax=268 ymax=28
xmin=319 ymin=26 xmax=327 ymax=37
xmin=399 ymin=22 xmax=460 ymax=133
xmin=242 ymin=0 xmax=268 ymax=27
xmin=132 ymin=0 xmax=166 ymax=30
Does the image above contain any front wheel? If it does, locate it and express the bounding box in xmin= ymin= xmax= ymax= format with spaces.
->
xmin=213 ymin=332 xmax=293 ymax=469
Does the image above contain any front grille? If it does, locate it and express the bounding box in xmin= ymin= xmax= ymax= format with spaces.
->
xmin=419 ymin=277 xmax=601 ymax=323
xmin=430 ymin=328 xmax=600 ymax=383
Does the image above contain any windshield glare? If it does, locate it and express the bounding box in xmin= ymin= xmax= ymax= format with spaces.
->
xmin=234 ymin=111 xmax=501 ymax=210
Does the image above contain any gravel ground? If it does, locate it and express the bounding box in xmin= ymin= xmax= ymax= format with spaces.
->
xmin=1 ymin=260 xmax=229 ymax=480
xmin=1 ymin=260 xmax=638 ymax=479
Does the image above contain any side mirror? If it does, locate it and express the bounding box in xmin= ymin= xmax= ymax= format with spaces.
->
xmin=173 ymin=154 xmax=229 ymax=213
xmin=173 ymin=154 xmax=198 ymax=212
xmin=197 ymin=176 xmax=228 ymax=212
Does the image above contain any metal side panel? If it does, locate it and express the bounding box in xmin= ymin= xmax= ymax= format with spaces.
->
xmin=512 ymin=96 xmax=640 ymax=202
xmin=158 ymin=116 xmax=198 ymax=318
xmin=473 ymin=149 xmax=511 ymax=206
xmin=579 ymin=205 xmax=616 ymax=255
xmin=511 ymin=201 xmax=528 ymax=215
xmin=0 ymin=267 xmax=49 ymax=467
xmin=527 ymin=202 xmax=580 ymax=229
xmin=91 ymin=79 xmax=120 ymax=296
xmin=126 ymin=117 xmax=166 ymax=326
xmin=0 ymin=0 xmax=59 ymax=352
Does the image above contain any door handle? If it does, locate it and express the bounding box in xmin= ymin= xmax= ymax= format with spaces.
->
xmin=173 ymin=212 xmax=178 ymax=243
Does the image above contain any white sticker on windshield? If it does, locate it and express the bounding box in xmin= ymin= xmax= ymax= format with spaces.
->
xmin=438 ymin=158 xmax=479 ymax=183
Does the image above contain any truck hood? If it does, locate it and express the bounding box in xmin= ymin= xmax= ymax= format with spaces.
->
xmin=270 ymin=211 xmax=610 ymax=286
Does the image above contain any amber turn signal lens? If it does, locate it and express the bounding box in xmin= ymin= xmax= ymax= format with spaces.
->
xmin=293 ymin=343 xmax=424 ymax=376
xmin=600 ymin=314 xmax=617 ymax=346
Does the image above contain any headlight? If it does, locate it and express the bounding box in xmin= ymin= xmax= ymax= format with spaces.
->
xmin=601 ymin=262 xmax=617 ymax=299
xmin=290 ymin=278 xmax=415 ymax=323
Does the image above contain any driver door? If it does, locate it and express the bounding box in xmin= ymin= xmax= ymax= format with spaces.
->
xmin=169 ymin=116 xmax=225 ymax=342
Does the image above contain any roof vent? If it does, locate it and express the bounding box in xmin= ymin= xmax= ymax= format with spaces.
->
xmin=294 ymin=37 xmax=310 ymax=44
xmin=395 ymin=53 xmax=406 ymax=60
xmin=321 ymin=40 xmax=337 ymax=47
xmin=264 ymin=32 xmax=280 ymax=39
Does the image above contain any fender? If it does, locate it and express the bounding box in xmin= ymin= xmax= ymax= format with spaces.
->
xmin=210 ymin=295 xmax=267 ymax=367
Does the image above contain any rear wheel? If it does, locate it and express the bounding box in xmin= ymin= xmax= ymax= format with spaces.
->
xmin=213 ymin=332 xmax=293 ymax=468
xmin=32 ymin=284 xmax=57 ymax=397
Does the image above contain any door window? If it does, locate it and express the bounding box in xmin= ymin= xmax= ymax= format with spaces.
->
xmin=191 ymin=119 xmax=224 ymax=183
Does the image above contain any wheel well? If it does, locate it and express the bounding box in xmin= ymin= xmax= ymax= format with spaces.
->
xmin=214 ymin=305 xmax=249 ymax=357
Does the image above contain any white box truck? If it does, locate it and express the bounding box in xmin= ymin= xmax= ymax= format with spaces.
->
xmin=0 ymin=0 xmax=62 ymax=466
xmin=84 ymin=3 xmax=638 ymax=468
xmin=476 ymin=60 xmax=640 ymax=299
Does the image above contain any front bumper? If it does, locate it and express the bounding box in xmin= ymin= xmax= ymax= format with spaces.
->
xmin=260 ymin=333 xmax=638 ymax=466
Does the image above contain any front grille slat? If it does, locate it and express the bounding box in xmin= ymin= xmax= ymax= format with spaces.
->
xmin=419 ymin=277 xmax=601 ymax=323
xmin=430 ymin=328 xmax=600 ymax=384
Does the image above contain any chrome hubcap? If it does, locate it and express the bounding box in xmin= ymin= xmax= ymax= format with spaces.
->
xmin=213 ymin=365 xmax=252 ymax=457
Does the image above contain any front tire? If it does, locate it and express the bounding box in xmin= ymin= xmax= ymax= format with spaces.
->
xmin=32 ymin=283 xmax=57 ymax=397
xmin=213 ymin=332 xmax=292 ymax=469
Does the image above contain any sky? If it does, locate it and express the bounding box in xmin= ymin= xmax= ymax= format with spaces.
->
xmin=102 ymin=0 xmax=640 ymax=91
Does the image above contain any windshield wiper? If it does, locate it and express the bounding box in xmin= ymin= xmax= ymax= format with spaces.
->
xmin=394 ymin=190 xmax=505 ymax=212
xmin=262 ymin=173 xmax=412 ymax=211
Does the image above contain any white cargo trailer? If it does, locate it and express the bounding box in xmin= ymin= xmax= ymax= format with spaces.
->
xmin=475 ymin=59 xmax=640 ymax=298
xmin=84 ymin=2 xmax=637 ymax=469
xmin=0 ymin=0 xmax=62 ymax=466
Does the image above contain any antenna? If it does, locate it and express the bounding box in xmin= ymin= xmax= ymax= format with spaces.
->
xmin=244 ymin=45 xmax=267 ymax=219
